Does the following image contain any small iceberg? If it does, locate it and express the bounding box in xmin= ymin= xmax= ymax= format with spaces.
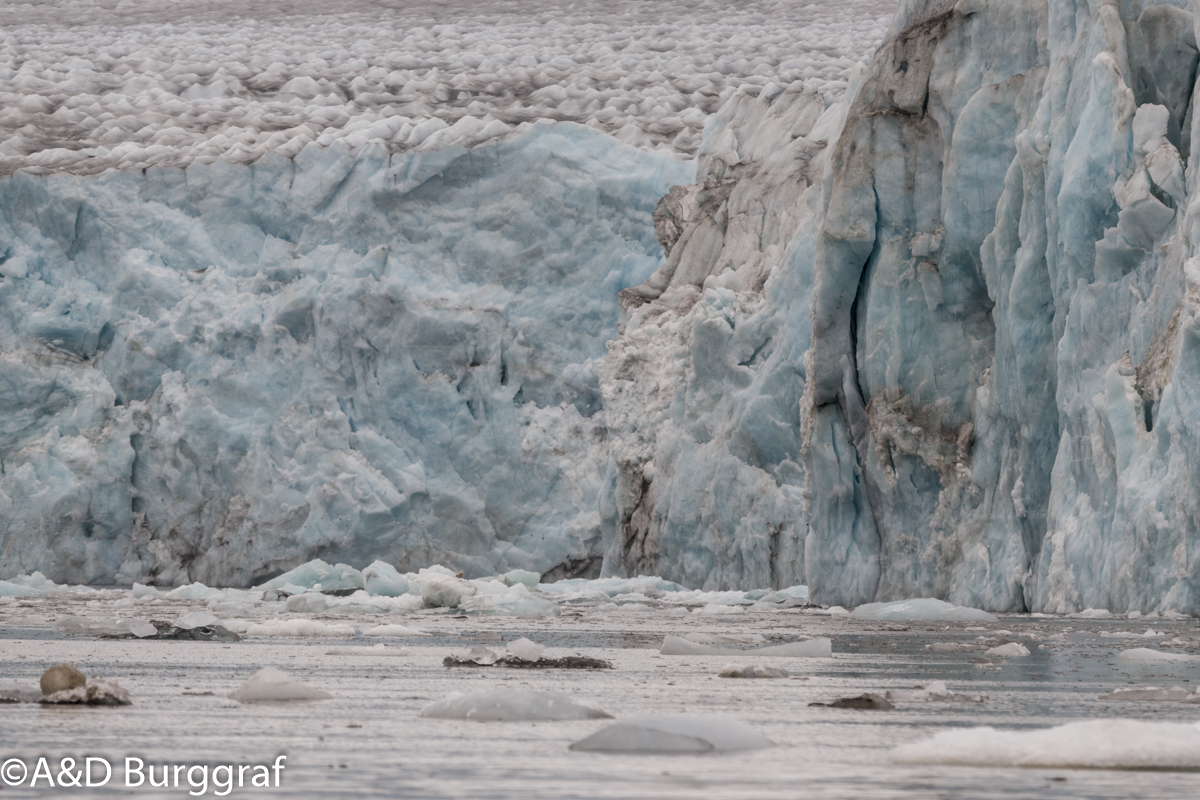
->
xmin=229 ymin=667 xmax=331 ymax=703
xmin=985 ymin=643 xmax=1030 ymax=658
xmin=571 ymin=715 xmax=774 ymax=753
xmin=659 ymin=634 xmax=831 ymax=658
xmin=420 ymin=690 xmax=611 ymax=721
xmin=891 ymin=719 xmax=1200 ymax=770
xmin=850 ymin=598 xmax=997 ymax=622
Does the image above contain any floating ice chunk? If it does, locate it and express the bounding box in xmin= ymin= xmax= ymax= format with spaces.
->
xmin=0 ymin=680 xmax=42 ymax=703
xmin=1119 ymin=648 xmax=1200 ymax=663
xmin=1076 ymin=609 xmax=1114 ymax=619
xmin=683 ymin=633 xmax=767 ymax=645
xmin=362 ymin=624 xmax=429 ymax=637
xmin=0 ymin=579 xmax=44 ymax=597
xmin=164 ymin=583 xmax=221 ymax=601
xmin=362 ymin=561 xmax=410 ymax=597
xmin=1097 ymin=686 xmax=1198 ymax=702
xmin=758 ymin=585 xmax=810 ymax=604
xmin=229 ymin=668 xmax=331 ymax=703
xmin=850 ymin=599 xmax=997 ymax=622
xmin=985 ymin=643 xmax=1031 ymax=658
xmin=258 ymin=560 xmax=365 ymax=592
xmin=890 ymin=720 xmax=1200 ymax=770
xmin=175 ymin=610 xmax=218 ymax=630
xmin=659 ymin=634 xmax=831 ymax=658
xmin=506 ymin=638 xmax=546 ymax=661
xmin=325 ymin=645 xmax=408 ymax=657
xmin=245 ymin=619 xmax=354 ymax=637
xmin=1100 ymin=629 xmax=1166 ymax=639
xmin=127 ymin=620 xmax=158 ymax=638
xmin=885 ymin=681 xmax=987 ymax=703
xmin=455 ymin=646 xmax=501 ymax=665
xmin=570 ymin=715 xmax=774 ymax=752
xmin=458 ymin=584 xmax=559 ymax=618
xmin=503 ymin=569 xmax=541 ymax=589
xmin=421 ymin=690 xmax=610 ymax=721
xmin=43 ymin=678 xmax=131 ymax=706
xmin=131 ymin=583 xmax=164 ymax=600
xmin=421 ymin=575 xmax=477 ymax=609
xmin=719 ymin=664 xmax=789 ymax=679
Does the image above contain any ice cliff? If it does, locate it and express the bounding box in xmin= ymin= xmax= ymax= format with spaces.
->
xmin=8 ymin=0 xmax=1200 ymax=615
xmin=0 ymin=124 xmax=690 ymax=585
xmin=607 ymin=0 xmax=1200 ymax=613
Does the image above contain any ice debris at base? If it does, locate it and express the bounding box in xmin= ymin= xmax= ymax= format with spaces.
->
xmin=849 ymin=600 xmax=997 ymax=623
xmin=885 ymin=682 xmax=986 ymax=704
xmin=1100 ymin=628 xmax=1167 ymax=639
xmin=570 ymin=715 xmax=774 ymax=753
xmin=229 ymin=667 xmax=331 ymax=703
xmin=1097 ymin=686 xmax=1200 ymax=703
xmin=175 ymin=610 xmax=218 ymax=630
xmin=660 ymin=634 xmax=832 ymax=658
xmin=1118 ymin=648 xmax=1200 ymax=663
xmin=719 ymin=665 xmax=789 ymax=679
xmin=890 ymin=720 xmax=1200 ymax=770
xmin=420 ymin=690 xmax=611 ymax=722
xmin=0 ymin=0 xmax=892 ymax=174
xmin=505 ymin=638 xmax=546 ymax=662
xmin=985 ymin=643 xmax=1031 ymax=658
xmin=325 ymin=645 xmax=408 ymax=657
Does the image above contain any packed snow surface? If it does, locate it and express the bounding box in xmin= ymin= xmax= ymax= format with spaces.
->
xmin=890 ymin=720 xmax=1200 ymax=770
xmin=570 ymin=714 xmax=775 ymax=752
xmin=0 ymin=0 xmax=894 ymax=174
xmin=420 ymin=689 xmax=611 ymax=721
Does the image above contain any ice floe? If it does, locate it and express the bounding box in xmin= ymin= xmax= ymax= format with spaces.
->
xmin=850 ymin=599 xmax=998 ymax=623
xmin=984 ymin=643 xmax=1031 ymax=658
xmin=421 ymin=690 xmax=610 ymax=721
xmin=570 ymin=715 xmax=774 ymax=752
xmin=325 ymin=645 xmax=408 ymax=657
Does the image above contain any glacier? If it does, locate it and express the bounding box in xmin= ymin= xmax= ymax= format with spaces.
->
xmin=604 ymin=0 xmax=1200 ymax=614
xmin=0 ymin=123 xmax=690 ymax=586
xmin=7 ymin=0 xmax=1200 ymax=616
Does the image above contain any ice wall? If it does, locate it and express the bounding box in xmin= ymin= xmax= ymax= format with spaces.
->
xmin=0 ymin=124 xmax=691 ymax=585
xmin=606 ymin=0 xmax=1200 ymax=613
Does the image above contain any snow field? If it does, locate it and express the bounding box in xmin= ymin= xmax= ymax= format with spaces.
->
xmin=0 ymin=0 xmax=895 ymax=175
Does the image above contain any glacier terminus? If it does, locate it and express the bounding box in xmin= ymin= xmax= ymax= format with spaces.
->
xmin=3 ymin=0 xmax=1200 ymax=618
